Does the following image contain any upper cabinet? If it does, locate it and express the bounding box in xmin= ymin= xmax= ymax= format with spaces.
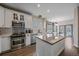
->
xmin=5 ymin=9 xmax=13 ymax=27
xmin=0 ymin=6 xmax=31 ymax=28
xmin=12 ymin=10 xmax=25 ymax=22
xmin=12 ymin=10 xmax=19 ymax=22
xmin=24 ymin=14 xmax=32 ymax=28
xmin=5 ymin=9 xmax=25 ymax=27
xmin=0 ymin=6 xmax=5 ymax=27
xmin=19 ymin=13 xmax=24 ymax=22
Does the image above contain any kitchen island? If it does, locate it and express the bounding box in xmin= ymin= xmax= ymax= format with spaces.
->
xmin=36 ymin=35 xmax=65 ymax=56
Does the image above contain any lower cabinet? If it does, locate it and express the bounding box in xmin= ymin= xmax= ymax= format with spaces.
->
xmin=25 ymin=34 xmax=31 ymax=46
xmin=0 ymin=36 xmax=11 ymax=53
xmin=36 ymin=37 xmax=65 ymax=56
xmin=0 ymin=38 xmax=1 ymax=53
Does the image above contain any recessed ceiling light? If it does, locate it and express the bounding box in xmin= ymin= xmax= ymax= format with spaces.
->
xmin=47 ymin=9 xmax=50 ymax=13
xmin=37 ymin=4 xmax=40 ymax=8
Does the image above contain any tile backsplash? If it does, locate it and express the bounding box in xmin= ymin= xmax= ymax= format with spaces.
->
xmin=0 ymin=27 xmax=12 ymax=35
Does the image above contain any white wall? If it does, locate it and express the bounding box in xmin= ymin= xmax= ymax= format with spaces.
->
xmin=73 ymin=7 xmax=79 ymax=47
xmin=58 ymin=19 xmax=74 ymax=25
xmin=32 ymin=16 xmax=44 ymax=34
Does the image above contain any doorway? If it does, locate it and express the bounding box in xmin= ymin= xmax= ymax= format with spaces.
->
xmin=59 ymin=24 xmax=73 ymax=38
xmin=65 ymin=24 xmax=73 ymax=37
xmin=65 ymin=24 xmax=73 ymax=44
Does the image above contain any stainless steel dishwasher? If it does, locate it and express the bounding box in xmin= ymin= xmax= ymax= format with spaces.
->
xmin=31 ymin=34 xmax=37 ymax=44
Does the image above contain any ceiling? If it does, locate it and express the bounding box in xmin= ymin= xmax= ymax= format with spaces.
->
xmin=2 ymin=3 xmax=77 ymax=22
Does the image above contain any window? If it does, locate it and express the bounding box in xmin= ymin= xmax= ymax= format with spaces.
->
xmin=47 ymin=22 xmax=54 ymax=34
xmin=32 ymin=19 xmax=38 ymax=28
xmin=59 ymin=25 xmax=65 ymax=37
xmin=32 ymin=18 xmax=43 ymax=29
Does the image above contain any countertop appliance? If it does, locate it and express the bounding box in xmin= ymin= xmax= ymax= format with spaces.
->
xmin=25 ymin=28 xmax=33 ymax=33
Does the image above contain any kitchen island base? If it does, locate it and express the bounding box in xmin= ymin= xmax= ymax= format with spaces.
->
xmin=36 ymin=36 xmax=65 ymax=56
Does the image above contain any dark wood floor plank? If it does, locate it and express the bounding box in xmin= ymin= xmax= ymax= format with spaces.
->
xmin=0 ymin=45 xmax=36 ymax=56
xmin=60 ymin=37 xmax=79 ymax=56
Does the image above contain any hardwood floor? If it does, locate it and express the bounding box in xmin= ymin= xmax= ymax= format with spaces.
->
xmin=60 ymin=37 xmax=79 ymax=56
xmin=0 ymin=45 xmax=36 ymax=56
xmin=1 ymin=37 xmax=79 ymax=56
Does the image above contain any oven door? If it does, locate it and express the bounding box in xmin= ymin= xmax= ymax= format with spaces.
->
xmin=11 ymin=37 xmax=25 ymax=49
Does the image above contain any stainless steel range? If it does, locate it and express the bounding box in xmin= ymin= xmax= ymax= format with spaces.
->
xmin=11 ymin=21 xmax=25 ymax=49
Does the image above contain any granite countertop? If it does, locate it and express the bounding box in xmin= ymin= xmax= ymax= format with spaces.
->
xmin=0 ymin=34 xmax=12 ymax=37
xmin=36 ymin=35 xmax=65 ymax=45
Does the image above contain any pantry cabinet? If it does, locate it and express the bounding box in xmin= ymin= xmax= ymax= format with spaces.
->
xmin=0 ymin=6 xmax=5 ymax=27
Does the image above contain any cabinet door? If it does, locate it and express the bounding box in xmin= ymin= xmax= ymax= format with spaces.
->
xmin=12 ymin=10 xmax=19 ymax=21
xmin=24 ymin=14 xmax=27 ymax=28
xmin=0 ymin=6 xmax=4 ymax=27
xmin=24 ymin=14 xmax=32 ymax=28
xmin=1 ymin=37 xmax=11 ymax=52
xmin=0 ymin=38 xmax=2 ymax=53
xmin=31 ymin=34 xmax=36 ymax=44
xmin=5 ymin=9 xmax=14 ymax=27
xmin=25 ymin=34 xmax=31 ymax=46
xmin=19 ymin=13 xmax=25 ymax=22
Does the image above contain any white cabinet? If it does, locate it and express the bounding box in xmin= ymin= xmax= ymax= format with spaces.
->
xmin=0 ymin=38 xmax=1 ymax=53
xmin=36 ymin=37 xmax=65 ymax=56
xmin=5 ymin=9 xmax=25 ymax=27
xmin=0 ymin=6 xmax=4 ymax=27
xmin=12 ymin=10 xmax=25 ymax=22
xmin=25 ymin=34 xmax=31 ymax=46
xmin=0 ymin=6 xmax=30 ymax=27
xmin=11 ymin=10 xmax=19 ymax=21
xmin=0 ymin=36 xmax=11 ymax=53
xmin=5 ymin=9 xmax=13 ymax=27
xmin=18 ymin=12 xmax=25 ymax=22
xmin=24 ymin=14 xmax=32 ymax=28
